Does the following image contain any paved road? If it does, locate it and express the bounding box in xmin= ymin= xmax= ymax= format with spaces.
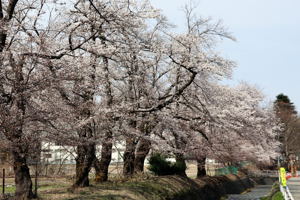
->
xmin=228 ymin=177 xmax=300 ymax=200
xmin=287 ymin=176 xmax=300 ymax=199
xmin=227 ymin=185 xmax=272 ymax=200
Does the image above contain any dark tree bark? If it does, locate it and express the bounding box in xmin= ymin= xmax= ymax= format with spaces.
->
xmin=94 ymin=131 xmax=112 ymax=183
xmin=123 ymin=138 xmax=137 ymax=177
xmin=0 ymin=0 xmax=3 ymax=19
xmin=73 ymin=144 xmax=95 ymax=187
xmin=171 ymin=127 xmax=187 ymax=177
xmin=6 ymin=0 xmax=18 ymax=20
xmin=94 ymin=49 xmax=114 ymax=183
xmin=0 ymin=32 xmax=6 ymax=52
xmin=0 ymin=0 xmax=19 ymax=52
xmin=11 ymin=144 xmax=34 ymax=200
xmin=8 ymin=57 xmax=34 ymax=200
xmin=73 ymin=128 xmax=96 ymax=188
xmin=134 ymin=138 xmax=151 ymax=173
xmin=197 ymin=157 xmax=206 ymax=178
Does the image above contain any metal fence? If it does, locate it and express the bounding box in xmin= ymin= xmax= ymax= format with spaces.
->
xmin=280 ymin=185 xmax=294 ymax=200
xmin=279 ymin=168 xmax=295 ymax=200
xmin=213 ymin=166 xmax=239 ymax=176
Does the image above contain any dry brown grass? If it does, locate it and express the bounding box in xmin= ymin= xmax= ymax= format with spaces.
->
xmin=0 ymin=163 xmax=223 ymax=200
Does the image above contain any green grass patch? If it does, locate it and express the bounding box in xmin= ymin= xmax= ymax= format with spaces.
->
xmin=260 ymin=191 xmax=284 ymax=200
xmin=1 ymin=181 xmax=68 ymax=194
xmin=260 ymin=183 xmax=284 ymax=200
xmin=3 ymin=186 xmax=15 ymax=193
xmin=271 ymin=191 xmax=284 ymax=200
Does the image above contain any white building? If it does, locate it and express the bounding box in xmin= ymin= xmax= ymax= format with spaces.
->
xmin=41 ymin=141 xmax=125 ymax=165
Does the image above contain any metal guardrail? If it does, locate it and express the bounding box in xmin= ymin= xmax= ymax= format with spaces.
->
xmin=280 ymin=185 xmax=294 ymax=200
xmin=278 ymin=168 xmax=294 ymax=200
xmin=248 ymin=170 xmax=279 ymax=177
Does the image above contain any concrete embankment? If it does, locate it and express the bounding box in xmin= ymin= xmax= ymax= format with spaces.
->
xmin=88 ymin=174 xmax=256 ymax=200
xmin=169 ymin=174 xmax=255 ymax=200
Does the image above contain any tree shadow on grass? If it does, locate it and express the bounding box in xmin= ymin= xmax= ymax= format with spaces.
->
xmin=66 ymin=194 xmax=135 ymax=200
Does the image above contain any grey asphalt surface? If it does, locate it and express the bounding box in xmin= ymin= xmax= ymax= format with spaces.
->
xmin=228 ymin=176 xmax=300 ymax=200
xmin=287 ymin=176 xmax=300 ymax=199
xmin=227 ymin=185 xmax=272 ymax=200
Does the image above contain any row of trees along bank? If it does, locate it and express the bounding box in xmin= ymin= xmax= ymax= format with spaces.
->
xmin=0 ymin=0 xmax=280 ymax=199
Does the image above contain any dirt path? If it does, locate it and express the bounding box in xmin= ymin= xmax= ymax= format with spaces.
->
xmin=227 ymin=185 xmax=272 ymax=200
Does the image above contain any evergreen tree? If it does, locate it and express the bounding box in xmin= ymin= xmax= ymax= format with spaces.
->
xmin=274 ymin=93 xmax=298 ymax=159
xmin=275 ymin=94 xmax=297 ymax=122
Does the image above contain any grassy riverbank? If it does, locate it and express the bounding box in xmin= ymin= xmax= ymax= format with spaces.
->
xmin=1 ymin=173 xmax=254 ymax=200
xmin=260 ymin=183 xmax=284 ymax=200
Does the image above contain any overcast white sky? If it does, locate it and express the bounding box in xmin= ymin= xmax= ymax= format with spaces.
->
xmin=150 ymin=0 xmax=300 ymax=110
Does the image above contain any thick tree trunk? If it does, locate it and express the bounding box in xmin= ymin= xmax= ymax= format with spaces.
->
xmin=93 ymin=41 xmax=114 ymax=183
xmin=94 ymin=131 xmax=112 ymax=183
xmin=123 ymin=138 xmax=137 ymax=177
xmin=197 ymin=157 xmax=206 ymax=178
xmin=73 ymin=142 xmax=95 ymax=188
xmin=134 ymin=139 xmax=151 ymax=173
xmin=11 ymin=146 xmax=34 ymax=200
xmin=175 ymin=154 xmax=187 ymax=177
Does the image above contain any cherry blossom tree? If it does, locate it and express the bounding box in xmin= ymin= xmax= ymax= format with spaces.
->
xmin=0 ymin=1 xmax=282 ymax=199
xmin=0 ymin=0 xmax=73 ymax=198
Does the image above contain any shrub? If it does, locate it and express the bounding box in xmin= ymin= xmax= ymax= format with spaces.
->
xmin=148 ymin=153 xmax=187 ymax=176
xmin=172 ymin=158 xmax=187 ymax=175
xmin=148 ymin=153 xmax=173 ymax=175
